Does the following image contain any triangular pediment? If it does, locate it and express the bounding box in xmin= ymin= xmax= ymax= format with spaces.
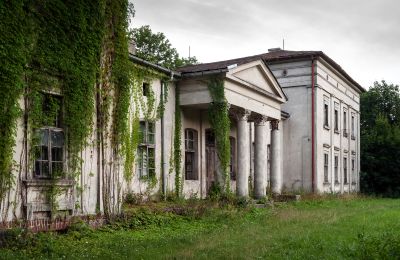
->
xmin=226 ymin=60 xmax=286 ymax=103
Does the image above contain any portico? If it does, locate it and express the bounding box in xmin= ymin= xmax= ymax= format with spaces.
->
xmin=178 ymin=59 xmax=287 ymax=198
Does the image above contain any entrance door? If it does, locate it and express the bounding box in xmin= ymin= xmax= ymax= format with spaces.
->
xmin=205 ymin=129 xmax=217 ymax=193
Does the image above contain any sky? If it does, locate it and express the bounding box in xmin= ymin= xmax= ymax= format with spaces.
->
xmin=131 ymin=0 xmax=400 ymax=88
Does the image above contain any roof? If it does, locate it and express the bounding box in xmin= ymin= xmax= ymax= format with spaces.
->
xmin=177 ymin=50 xmax=365 ymax=93
xmin=129 ymin=54 xmax=181 ymax=78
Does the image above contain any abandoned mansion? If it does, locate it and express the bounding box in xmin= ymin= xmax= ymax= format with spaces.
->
xmin=0 ymin=48 xmax=365 ymax=223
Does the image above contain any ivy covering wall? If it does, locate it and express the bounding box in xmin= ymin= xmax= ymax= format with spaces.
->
xmin=0 ymin=0 xmax=171 ymax=219
xmin=207 ymin=77 xmax=231 ymax=193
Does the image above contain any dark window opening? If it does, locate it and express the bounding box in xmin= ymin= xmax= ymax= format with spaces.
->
xmin=334 ymin=109 xmax=338 ymax=131
xmin=142 ymin=82 xmax=150 ymax=97
xmin=324 ymin=103 xmax=329 ymax=127
xmin=229 ymin=137 xmax=236 ymax=181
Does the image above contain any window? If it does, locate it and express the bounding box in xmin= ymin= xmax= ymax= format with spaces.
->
xmin=324 ymin=103 xmax=329 ymax=128
xmin=351 ymin=114 xmax=355 ymax=139
xmin=229 ymin=137 xmax=236 ymax=181
xmin=334 ymin=108 xmax=339 ymax=132
xmin=351 ymin=159 xmax=356 ymax=183
xmin=343 ymin=157 xmax=348 ymax=184
xmin=142 ymin=82 xmax=150 ymax=97
xmin=185 ymin=129 xmax=198 ymax=180
xmin=324 ymin=153 xmax=329 ymax=183
xmin=137 ymin=121 xmax=155 ymax=178
xmin=34 ymin=94 xmax=64 ymax=179
xmin=334 ymin=155 xmax=339 ymax=183
xmin=343 ymin=110 xmax=348 ymax=137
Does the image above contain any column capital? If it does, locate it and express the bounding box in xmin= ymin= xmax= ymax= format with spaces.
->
xmin=231 ymin=107 xmax=251 ymax=121
xmin=254 ymin=114 xmax=269 ymax=126
xmin=270 ymin=120 xmax=280 ymax=130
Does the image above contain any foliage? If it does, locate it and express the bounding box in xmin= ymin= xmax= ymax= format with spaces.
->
xmin=174 ymin=86 xmax=183 ymax=197
xmin=207 ymin=77 xmax=231 ymax=193
xmin=1 ymin=198 xmax=400 ymax=259
xmin=360 ymin=81 xmax=400 ymax=197
xmin=0 ymin=0 xmax=28 ymax=201
xmin=131 ymin=25 xmax=198 ymax=69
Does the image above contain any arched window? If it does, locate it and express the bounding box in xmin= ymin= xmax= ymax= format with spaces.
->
xmin=185 ymin=128 xmax=198 ymax=180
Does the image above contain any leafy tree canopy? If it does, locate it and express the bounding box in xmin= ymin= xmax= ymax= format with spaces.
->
xmin=130 ymin=25 xmax=198 ymax=69
xmin=360 ymin=80 xmax=400 ymax=197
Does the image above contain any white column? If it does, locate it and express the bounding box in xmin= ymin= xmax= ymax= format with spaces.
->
xmin=270 ymin=120 xmax=282 ymax=195
xmin=254 ymin=115 xmax=268 ymax=199
xmin=236 ymin=109 xmax=251 ymax=197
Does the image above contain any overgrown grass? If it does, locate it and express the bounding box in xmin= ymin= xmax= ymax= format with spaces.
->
xmin=0 ymin=196 xmax=399 ymax=259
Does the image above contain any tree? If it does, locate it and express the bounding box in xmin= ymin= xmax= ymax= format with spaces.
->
xmin=130 ymin=25 xmax=198 ymax=69
xmin=360 ymin=81 xmax=400 ymax=197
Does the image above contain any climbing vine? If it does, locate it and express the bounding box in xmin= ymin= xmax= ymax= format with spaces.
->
xmin=121 ymin=65 xmax=169 ymax=183
xmin=0 ymin=1 xmax=28 ymax=202
xmin=207 ymin=77 xmax=231 ymax=193
xmin=0 ymin=0 xmax=171 ymax=219
xmin=174 ymin=86 xmax=183 ymax=197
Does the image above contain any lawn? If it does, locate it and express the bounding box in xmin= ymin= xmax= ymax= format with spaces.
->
xmin=1 ymin=197 xmax=399 ymax=259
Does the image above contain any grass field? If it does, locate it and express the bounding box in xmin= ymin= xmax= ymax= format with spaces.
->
xmin=1 ymin=196 xmax=400 ymax=259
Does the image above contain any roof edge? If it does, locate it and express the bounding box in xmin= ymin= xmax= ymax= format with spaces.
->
xmin=129 ymin=54 xmax=181 ymax=78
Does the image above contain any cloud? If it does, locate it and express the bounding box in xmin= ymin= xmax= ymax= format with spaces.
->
xmin=131 ymin=0 xmax=400 ymax=87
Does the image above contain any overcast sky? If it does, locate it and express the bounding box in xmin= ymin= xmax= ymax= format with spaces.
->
xmin=131 ymin=0 xmax=400 ymax=88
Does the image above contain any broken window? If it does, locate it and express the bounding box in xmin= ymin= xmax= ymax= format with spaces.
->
xmin=137 ymin=121 xmax=155 ymax=178
xmin=34 ymin=94 xmax=64 ymax=178
xmin=185 ymin=128 xmax=198 ymax=180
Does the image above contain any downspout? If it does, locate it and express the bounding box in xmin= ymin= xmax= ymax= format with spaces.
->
xmin=311 ymin=57 xmax=316 ymax=193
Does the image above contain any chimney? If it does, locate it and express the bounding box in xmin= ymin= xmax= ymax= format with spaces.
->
xmin=268 ymin=47 xmax=282 ymax=53
xmin=128 ymin=40 xmax=136 ymax=55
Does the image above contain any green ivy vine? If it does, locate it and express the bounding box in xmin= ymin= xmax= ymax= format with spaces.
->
xmin=207 ymin=77 xmax=231 ymax=193
xmin=122 ymin=65 xmax=169 ymax=183
xmin=174 ymin=86 xmax=183 ymax=197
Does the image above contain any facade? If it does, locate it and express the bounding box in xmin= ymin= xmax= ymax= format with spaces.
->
xmin=0 ymin=49 xmax=364 ymax=223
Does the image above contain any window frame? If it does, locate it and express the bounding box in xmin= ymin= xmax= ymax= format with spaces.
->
xmin=323 ymin=153 xmax=329 ymax=183
xmin=33 ymin=93 xmax=65 ymax=179
xmin=323 ymin=98 xmax=330 ymax=129
xmin=351 ymin=158 xmax=356 ymax=184
xmin=334 ymin=102 xmax=339 ymax=133
xmin=351 ymin=113 xmax=356 ymax=139
xmin=343 ymin=109 xmax=348 ymax=137
xmin=334 ymin=155 xmax=339 ymax=184
xmin=184 ymin=128 xmax=198 ymax=180
xmin=137 ymin=121 xmax=156 ymax=179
